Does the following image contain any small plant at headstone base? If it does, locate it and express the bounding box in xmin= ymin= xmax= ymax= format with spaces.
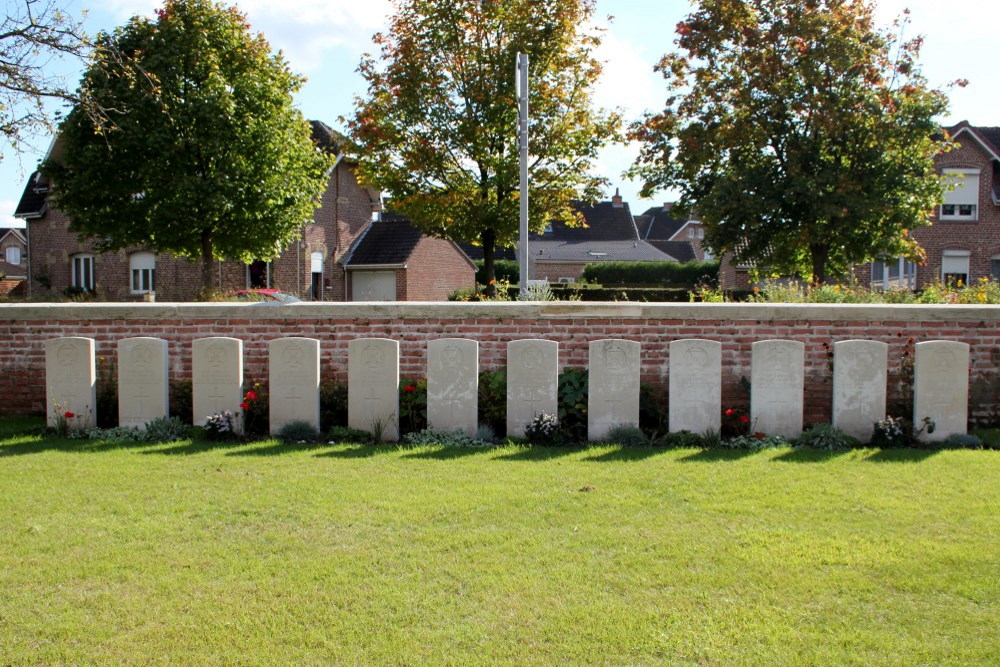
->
xmin=50 ymin=398 xmax=84 ymax=437
xmin=475 ymin=423 xmax=496 ymax=444
xmin=403 ymin=428 xmax=491 ymax=447
xmin=870 ymin=416 xmax=919 ymax=448
xmin=660 ymin=430 xmax=708 ymax=448
xmin=602 ymin=423 xmax=649 ymax=447
xmin=399 ymin=378 xmax=427 ymax=434
xmin=95 ymin=354 xmax=118 ymax=428
xmin=142 ymin=416 xmax=188 ymax=442
xmin=942 ymin=433 xmax=984 ymax=450
xmin=169 ymin=378 xmax=193 ymax=425
xmin=524 ymin=412 xmax=563 ymax=446
xmin=721 ymin=406 xmax=751 ymax=438
xmin=722 ymin=433 xmax=790 ymax=450
xmin=240 ymin=382 xmax=267 ymax=436
xmin=275 ymin=419 xmax=320 ymax=443
xmin=558 ymin=368 xmax=588 ymax=443
xmin=478 ymin=370 xmax=507 ymax=436
xmin=203 ymin=410 xmax=237 ymax=440
xmin=320 ymin=380 xmax=348 ymax=431
xmin=796 ymin=423 xmax=859 ymax=450
xmin=327 ymin=425 xmax=375 ymax=444
xmin=368 ymin=412 xmax=395 ymax=445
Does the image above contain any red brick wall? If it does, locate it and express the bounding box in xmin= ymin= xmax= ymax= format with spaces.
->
xmin=25 ymin=161 xmax=376 ymax=301
xmin=3 ymin=302 xmax=998 ymax=428
xmin=533 ymin=262 xmax=588 ymax=282
xmin=405 ymin=239 xmax=475 ymax=300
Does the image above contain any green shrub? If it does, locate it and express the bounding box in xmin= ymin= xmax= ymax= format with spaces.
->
xmin=870 ymin=416 xmax=910 ymax=448
xmin=478 ymin=370 xmax=507 ymax=436
xmin=581 ymin=260 xmax=720 ymax=287
xmin=558 ymin=368 xmax=588 ymax=442
xmin=942 ymin=433 xmax=984 ymax=449
xmin=400 ymin=378 xmax=427 ymax=434
xmin=276 ymin=420 xmax=320 ymax=443
xmin=723 ymin=434 xmax=790 ymax=449
xmin=170 ymin=379 xmax=193 ymax=425
xmin=474 ymin=259 xmax=520 ymax=286
xmin=476 ymin=423 xmax=496 ymax=443
xmin=797 ymin=423 xmax=859 ymax=450
xmin=602 ymin=424 xmax=649 ymax=446
xmin=327 ymin=425 xmax=373 ymax=444
xmin=660 ymin=430 xmax=708 ymax=448
xmin=320 ymin=380 xmax=348 ymax=431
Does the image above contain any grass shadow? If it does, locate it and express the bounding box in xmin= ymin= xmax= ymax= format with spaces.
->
xmin=864 ymin=448 xmax=940 ymax=463
xmin=771 ymin=447 xmax=850 ymax=463
xmin=399 ymin=446 xmax=492 ymax=460
xmin=582 ymin=446 xmax=669 ymax=462
xmin=0 ymin=435 xmax=155 ymax=457
xmin=677 ymin=448 xmax=760 ymax=463
xmin=229 ymin=440 xmax=334 ymax=457
xmin=315 ymin=444 xmax=391 ymax=459
xmin=491 ymin=446 xmax=584 ymax=462
xmin=142 ymin=439 xmax=253 ymax=456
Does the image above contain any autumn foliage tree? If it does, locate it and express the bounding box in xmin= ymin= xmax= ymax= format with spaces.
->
xmin=46 ymin=0 xmax=331 ymax=293
xmin=348 ymin=0 xmax=621 ymax=288
xmin=631 ymin=0 xmax=958 ymax=284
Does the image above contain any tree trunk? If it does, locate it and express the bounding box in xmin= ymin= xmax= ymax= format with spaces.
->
xmin=200 ymin=229 xmax=215 ymax=296
xmin=810 ymin=243 xmax=829 ymax=285
xmin=481 ymin=227 xmax=496 ymax=298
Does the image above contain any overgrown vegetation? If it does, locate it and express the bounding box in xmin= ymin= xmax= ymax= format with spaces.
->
xmin=691 ymin=278 xmax=1000 ymax=304
xmin=582 ymin=260 xmax=720 ymax=287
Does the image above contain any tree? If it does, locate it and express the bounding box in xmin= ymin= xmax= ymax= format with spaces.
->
xmin=1 ymin=0 xmax=91 ymax=160
xmin=46 ymin=0 xmax=331 ymax=292
xmin=347 ymin=0 xmax=620 ymax=289
xmin=630 ymin=0 xmax=959 ymax=284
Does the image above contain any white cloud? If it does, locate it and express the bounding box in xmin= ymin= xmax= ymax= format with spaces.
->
xmin=1 ymin=200 xmax=25 ymax=228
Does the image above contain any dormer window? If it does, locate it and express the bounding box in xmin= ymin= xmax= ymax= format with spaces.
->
xmin=941 ymin=169 xmax=979 ymax=221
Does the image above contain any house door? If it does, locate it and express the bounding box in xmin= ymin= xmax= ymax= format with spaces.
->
xmin=352 ymin=271 xmax=396 ymax=301
xmin=310 ymin=252 xmax=323 ymax=300
xmin=247 ymin=260 xmax=270 ymax=288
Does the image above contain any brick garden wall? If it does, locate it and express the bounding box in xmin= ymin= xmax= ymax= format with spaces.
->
xmin=3 ymin=301 xmax=999 ymax=426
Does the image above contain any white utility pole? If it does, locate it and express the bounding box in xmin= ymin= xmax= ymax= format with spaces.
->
xmin=516 ymin=52 xmax=530 ymax=299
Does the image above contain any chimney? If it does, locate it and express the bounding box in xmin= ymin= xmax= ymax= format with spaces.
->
xmin=663 ymin=202 xmax=672 ymax=213
xmin=612 ymin=187 xmax=624 ymax=208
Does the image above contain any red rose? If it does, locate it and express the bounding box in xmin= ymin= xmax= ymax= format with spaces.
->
xmin=739 ymin=415 xmax=750 ymax=423
xmin=403 ymin=385 xmax=416 ymax=393
xmin=239 ymin=402 xmax=250 ymax=410
xmin=63 ymin=411 xmax=75 ymax=419
xmin=245 ymin=390 xmax=258 ymax=401
xmin=724 ymin=408 xmax=735 ymax=416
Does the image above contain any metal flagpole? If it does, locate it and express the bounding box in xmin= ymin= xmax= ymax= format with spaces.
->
xmin=517 ymin=52 xmax=529 ymax=299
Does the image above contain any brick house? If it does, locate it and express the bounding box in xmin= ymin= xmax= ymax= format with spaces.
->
xmin=13 ymin=120 xmax=473 ymax=301
xmin=0 ymin=227 xmax=28 ymax=297
xmin=635 ymin=202 xmax=710 ymax=262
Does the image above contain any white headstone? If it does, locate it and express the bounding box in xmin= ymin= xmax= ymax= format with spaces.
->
xmin=427 ymin=338 xmax=479 ymax=436
xmin=914 ymin=340 xmax=969 ymax=442
xmin=118 ymin=337 xmax=169 ymax=428
xmin=832 ymin=340 xmax=887 ymax=441
xmin=750 ymin=339 xmax=804 ymax=438
xmin=507 ymin=339 xmax=559 ymax=437
xmin=45 ymin=337 xmax=96 ymax=429
xmin=192 ymin=337 xmax=244 ymax=430
xmin=348 ymin=338 xmax=399 ymax=441
xmin=269 ymin=337 xmax=321 ymax=435
xmin=588 ymin=339 xmax=640 ymax=441
xmin=669 ymin=339 xmax=722 ymax=434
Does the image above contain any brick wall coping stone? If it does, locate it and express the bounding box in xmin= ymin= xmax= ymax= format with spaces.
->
xmin=3 ymin=301 xmax=1000 ymax=322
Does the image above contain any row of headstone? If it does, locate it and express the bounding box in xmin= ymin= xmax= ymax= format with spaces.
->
xmin=44 ymin=336 xmax=970 ymax=443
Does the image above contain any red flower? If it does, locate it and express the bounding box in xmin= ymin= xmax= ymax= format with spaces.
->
xmin=63 ymin=411 xmax=75 ymax=419
xmin=239 ymin=402 xmax=250 ymax=410
xmin=724 ymin=408 xmax=735 ymax=416
xmin=403 ymin=385 xmax=416 ymax=393
xmin=245 ymin=390 xmax=258 ymax=401
xmin=739 ymin=415 xmax=750 ymax=423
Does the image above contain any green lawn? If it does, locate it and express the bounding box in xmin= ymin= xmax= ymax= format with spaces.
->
xmin=1 ymin=418 xmax=998 ymax=665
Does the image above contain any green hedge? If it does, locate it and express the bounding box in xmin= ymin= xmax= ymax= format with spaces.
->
xmin=548 ymin=285 xmax=693 ymax=302
xmin=581 ymin=260 xmax=720 ymax=287
xmin=474 ymin=259 xmax=520 ymax=285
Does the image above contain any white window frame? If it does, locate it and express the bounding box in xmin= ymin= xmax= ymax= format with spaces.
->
xmin=940 ymin=168 xmax=980 ymax=221
xmin=871 ymin=256 xmax=917 ymax=290
xmin=71 ymin=254 xmax=95 ymax=291
xmin=5 ymin=246 xmax=20 ymax=265
xmin=130 ymin=252 xmax=156 ymax=294
xmin=991 ymin=255 xmax=1000 ymax=282
xmin=942 ymin=249 xmax=971 ymax=286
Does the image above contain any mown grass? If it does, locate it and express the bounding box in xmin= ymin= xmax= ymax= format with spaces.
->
xmin=1 ymin=417 xmax=998 ymax=664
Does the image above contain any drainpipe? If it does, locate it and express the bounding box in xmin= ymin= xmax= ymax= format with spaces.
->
xmin=24 ymin=222 xmax=31 ymax=298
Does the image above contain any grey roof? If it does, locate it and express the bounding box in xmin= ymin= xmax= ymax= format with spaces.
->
xmin=457 ymin=242 xmax=517 ymax=262
xmin=533 ymin=201 xmax=640 ymax=242
xmin=344 ymin=214 xmax=425 ymax=266
xmin=0 ymin=228 xmax=27 ymax=244
xmin=647 ymin=240 xmax=697 ymax=263
xmin=640 ymin=205 xmax=688 ymax=240
xmin=520 ymin=239 xmax=676 ymax=263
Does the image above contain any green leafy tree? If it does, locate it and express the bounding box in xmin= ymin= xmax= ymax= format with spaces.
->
xmin=46 ymin=0 xmax=331 ymax=293
xmin=630 ymin=0 xmax=960 ymax=284
xmin=348 ymin=0 xmax=621 ymax=289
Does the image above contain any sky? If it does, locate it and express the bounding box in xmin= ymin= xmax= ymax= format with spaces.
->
xmin=2 ymin=0 xmax=995 ymax=229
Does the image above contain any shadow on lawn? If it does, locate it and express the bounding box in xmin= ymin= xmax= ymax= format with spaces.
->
xmin=316 ymin=444 xmax=393 ymax=459
xmin=228 ymin=441 xmax=334 ymax=457
xmin=770 ymin=448 xmax=849 ymax=463
xmin=863 ymin=448 xmax=940 ymax=463
xmin=399 ymin=446 xmax=491 ymax=460
xmin=0 ymin=436 xmax=153 ymax=457
xmin=677 ymin=448 xmax=759 ymax=463
xmin=141 ymin=439 xmax=251 ymax=456
xmin=491 ymin=446 xmax=583 ymax=462
xmin=581 ymin=446 xmax=668 ymax=462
